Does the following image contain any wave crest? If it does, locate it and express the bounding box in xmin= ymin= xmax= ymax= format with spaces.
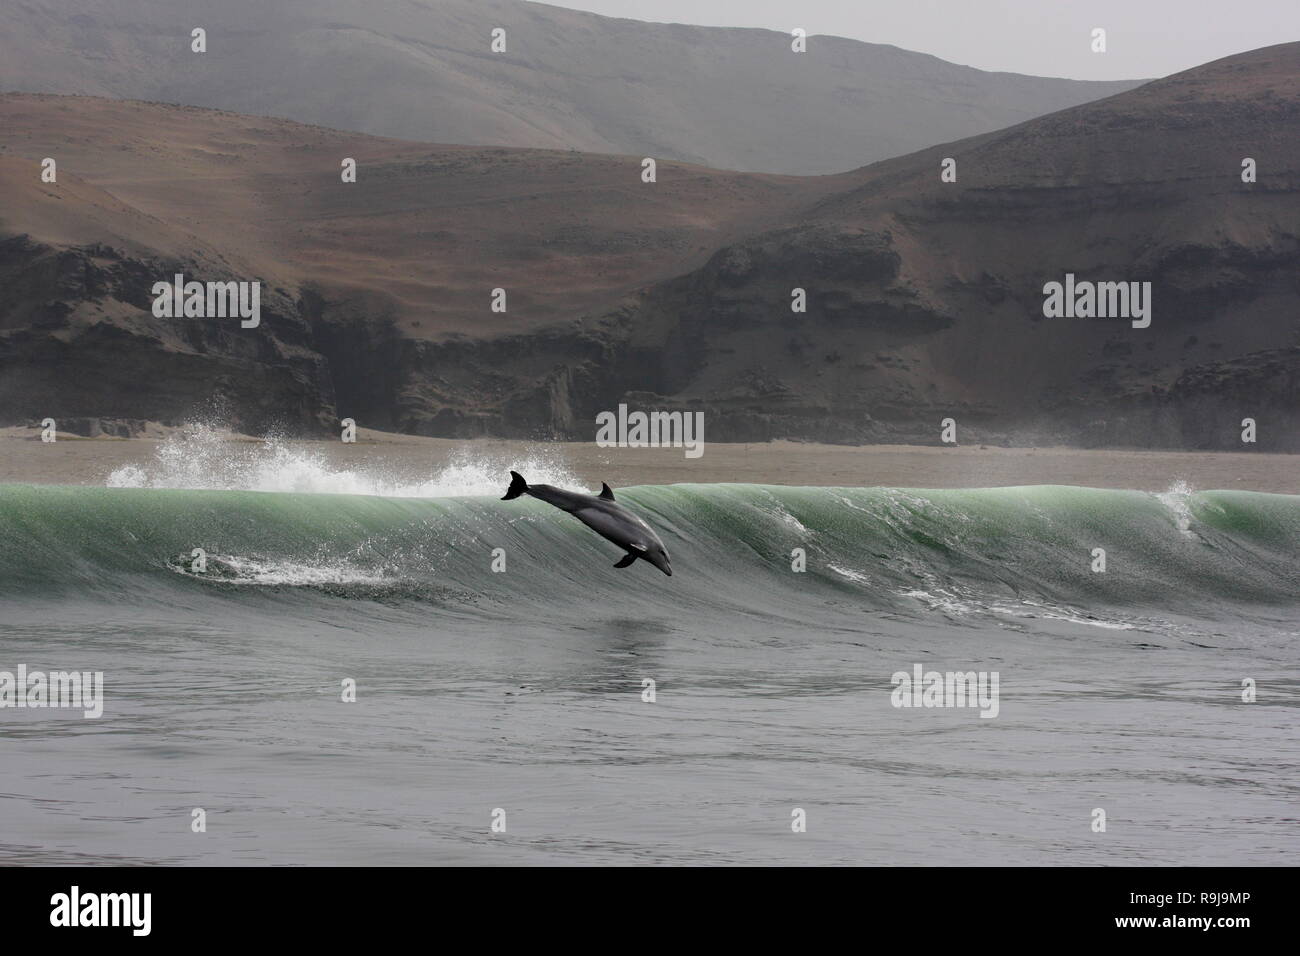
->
xmin=106 ymin=425 xmax=579 ymax=498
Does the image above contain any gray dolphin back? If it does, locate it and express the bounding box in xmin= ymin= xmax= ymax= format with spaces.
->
xmin=500 ymin=471 xmax=672 ymax=576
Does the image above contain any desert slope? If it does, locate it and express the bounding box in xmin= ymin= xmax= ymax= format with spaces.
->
xmin=635 ymin=43 xmax=1300 ymax=448
xmin=0 ymin=45 xmax=1296 ymax=448
xmin=0 ymin=0 xmax=1141 ymax=175
xmin=0 ymin=94 xmax=831 ymax=433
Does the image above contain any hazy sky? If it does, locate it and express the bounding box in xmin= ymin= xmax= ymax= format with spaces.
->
xmin=536 ymin=0 xmax=1300 ymax=80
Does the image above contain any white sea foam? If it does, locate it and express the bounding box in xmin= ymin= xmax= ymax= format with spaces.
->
xmin=827 ymin=564 xmax=872 ymax=584
xmin=1156 ymin=479 xmax=1196 ymax=533
xmin=107 ymin=425 xmax=581 ymax=498
xmin=170 ymin=553 xmax=390 ymax=587
xmin=898 ymin=586 xmax=1137 ymax=630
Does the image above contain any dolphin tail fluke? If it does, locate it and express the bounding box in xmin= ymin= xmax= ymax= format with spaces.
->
xmin=502 ymin=471 xmax=528 ymax=501
xmin=613 ymin=553 xmax=637 ymax=569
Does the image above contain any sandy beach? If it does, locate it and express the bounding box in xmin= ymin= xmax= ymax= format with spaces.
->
xmin=2 ymin=426 xmax=1296 ymax=494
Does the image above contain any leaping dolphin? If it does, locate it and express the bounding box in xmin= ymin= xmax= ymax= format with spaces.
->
xmin=501 ymin=471 xmax=672 ymax=576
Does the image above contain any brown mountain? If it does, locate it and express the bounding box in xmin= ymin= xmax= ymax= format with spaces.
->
xmin=0 ymin=0 xmax=1141 ymax=175
xmin=0 ymin=44 xmax=1297 ymax=449
xmin=627 ymin=42 xmax=1300 ymax=448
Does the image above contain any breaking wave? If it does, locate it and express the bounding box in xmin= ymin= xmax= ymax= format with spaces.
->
xmin=106 ymin=424 xmax=580 ymax=498
xmin=1 ymin=476 xmax=1296 ymax=633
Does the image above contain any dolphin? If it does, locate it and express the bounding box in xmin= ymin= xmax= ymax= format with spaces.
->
xmin=501 ymin=471 xmax=672 ymax=576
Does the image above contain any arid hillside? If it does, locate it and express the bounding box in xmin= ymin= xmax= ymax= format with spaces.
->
xmin=0 ymin=0 xmax=1141 ymax=175
xmin=0 ymin=44 xmax=1296 ymax=448
xmin=624 ymin=43 xmax=1300 ymax=447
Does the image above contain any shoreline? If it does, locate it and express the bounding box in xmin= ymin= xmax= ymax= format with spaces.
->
xmin=2 ymin=428 xmax=1298 ymax=495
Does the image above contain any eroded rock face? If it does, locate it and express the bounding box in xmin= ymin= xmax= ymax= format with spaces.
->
xmin=0 ymin=237 xmax=336 ymax=436
xmin=1 ymin=44 xmax=1297 ymax=449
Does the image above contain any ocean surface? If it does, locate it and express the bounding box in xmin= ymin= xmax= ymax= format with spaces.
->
xmin=1 ymin=437 xmax=1297 ymax=865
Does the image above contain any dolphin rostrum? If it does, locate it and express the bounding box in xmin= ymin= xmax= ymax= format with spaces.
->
xmin=501 ymin=471 xmax=672 ymax=576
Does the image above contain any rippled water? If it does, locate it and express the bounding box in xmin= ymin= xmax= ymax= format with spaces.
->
xmin=1 ymin=438 xmax=1296 ymax=864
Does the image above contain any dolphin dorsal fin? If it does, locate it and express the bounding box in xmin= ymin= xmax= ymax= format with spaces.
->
xmin=599 ymin=483 xmax=615 ymax=501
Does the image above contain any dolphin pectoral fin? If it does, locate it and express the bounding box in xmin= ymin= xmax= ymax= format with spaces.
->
xmin=613 ymin=553 xmax=637 ymax=569
xmin=599 ymin=483 xmax=615 ymax=501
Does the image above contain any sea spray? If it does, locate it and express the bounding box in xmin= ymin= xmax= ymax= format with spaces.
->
xmin=107 ymin=424 xmax=581 ymax=498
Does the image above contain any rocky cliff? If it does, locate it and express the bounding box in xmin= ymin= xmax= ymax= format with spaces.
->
xmin=0 ymin=44 xmax=1296 ymax=449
